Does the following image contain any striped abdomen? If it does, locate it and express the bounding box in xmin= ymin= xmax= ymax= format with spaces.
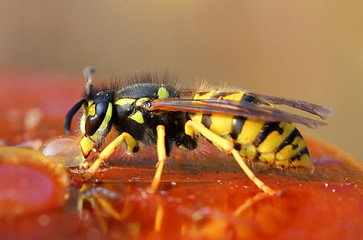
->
xmin=188 ymin=90 xmax=313 ymax=170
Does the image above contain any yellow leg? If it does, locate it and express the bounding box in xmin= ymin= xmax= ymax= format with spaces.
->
xmin=185 ymin=120 xmax=277 ymax=196
xmin=150 ymin=125 xmax=167 ymax=193
xmin=154 ymin=201 xmax=164 ymax=232
xmin=84 ymin=132 xmax=137 ymax=178
xmin=95 ymin=194 xmax=121 ymax=220
xmin=233 ymin=192 xmax=269 ymax=216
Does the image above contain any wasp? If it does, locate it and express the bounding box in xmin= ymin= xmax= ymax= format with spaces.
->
xmin=65 ymin=67 xmax=333 ymax=195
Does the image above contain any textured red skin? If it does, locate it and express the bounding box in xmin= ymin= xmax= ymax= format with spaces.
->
xmin=0 ymin=148 xmax=69 ymax=217
xmin=0 ymin=69 xmax=362 ymax=240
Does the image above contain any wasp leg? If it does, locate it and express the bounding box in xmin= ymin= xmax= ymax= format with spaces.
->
xmin=79 ymin=161 xmax=92 ymax=169
xmin=77 ymin=184 xmax=122 ymax=233
xmin=149 ymin=125 xmax=167 ymax=193
xmin=154 ymin=199 xmax=164 ymax=232
xmin=233 ymin=192 xmax=269 ymax=216
xmin=185 ymin=120 xmax=278 ymax=196
xmin=84 ymin=132 xmax=138 ymax=178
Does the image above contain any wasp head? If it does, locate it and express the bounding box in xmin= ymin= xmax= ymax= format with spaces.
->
xmin=77 ymin=90 xmax=114 ymax=156
xmin=64 ymin=68 xmax=115 ymax=157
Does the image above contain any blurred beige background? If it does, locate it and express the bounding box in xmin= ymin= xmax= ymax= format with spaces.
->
xmin=1 ymin=1 xmax=362 ymax=161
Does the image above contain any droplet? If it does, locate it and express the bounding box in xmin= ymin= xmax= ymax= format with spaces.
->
xmin=40 ymin=135 xmax=85 ymax=167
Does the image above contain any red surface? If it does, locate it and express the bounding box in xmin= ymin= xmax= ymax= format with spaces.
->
xmin=0 ymin=148 xmax=69 ymax=218
xmin=0 ymin=69 xmax=362 ymax=240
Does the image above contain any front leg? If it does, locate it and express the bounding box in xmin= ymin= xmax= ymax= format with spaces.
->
xmin=84 ymin=132 xmax=138 ymax=178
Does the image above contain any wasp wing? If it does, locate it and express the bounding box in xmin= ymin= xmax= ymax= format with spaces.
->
xmin=250 ymin=93 xmax=334 ymax=119
xmin=177 ymin=89 xmax=333 ymax=120
xmin=147 ymin=98 xmax=328 ymax=128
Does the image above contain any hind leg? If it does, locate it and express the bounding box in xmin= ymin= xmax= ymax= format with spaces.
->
xmin=185 ymin=120 xmax=277 ymax=195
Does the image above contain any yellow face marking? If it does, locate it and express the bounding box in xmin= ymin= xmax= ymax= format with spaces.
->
xmin=158 ymin=87 xmax=169 ymax=99
xmin=80 ymin=136 xmax=95 ymax=157
xmin=235 ymin=119 xmax=265 ymax=145
xmin=80 ymin=101 xmax=93 ymax=134
xmin=135 ymin=97 xmax=149 ymax=107
xmin=88 ymin=104 xmax=96 ymax=117
xmin=115 ymin=98 xmax=135 ymax=106
xmin=129 ymin=111 xmax=144 ymax=124
xmin=80 ymin=113 xmax=86 ymax=134
xmin=257 ymin=122 xmax=295 ymax=153
xmin=222 ymin=92 xmax=245 ymax=101
xmin=209 ymin=114 xmax=233 ymax=136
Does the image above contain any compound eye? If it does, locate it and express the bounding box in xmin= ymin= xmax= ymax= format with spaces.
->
xmin=85 ymin=100 xmax=109 ymax=136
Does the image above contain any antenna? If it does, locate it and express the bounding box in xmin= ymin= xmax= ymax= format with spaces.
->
xmin=83 ymin=67 xmax=95 ymax=98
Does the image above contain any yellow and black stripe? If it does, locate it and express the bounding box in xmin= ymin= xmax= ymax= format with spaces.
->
xmin=188 ymin=90 xmax=313 ymax=170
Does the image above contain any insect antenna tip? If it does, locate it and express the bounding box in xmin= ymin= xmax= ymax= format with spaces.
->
xmin=83 ymin=67 xmax=95 ymax=98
